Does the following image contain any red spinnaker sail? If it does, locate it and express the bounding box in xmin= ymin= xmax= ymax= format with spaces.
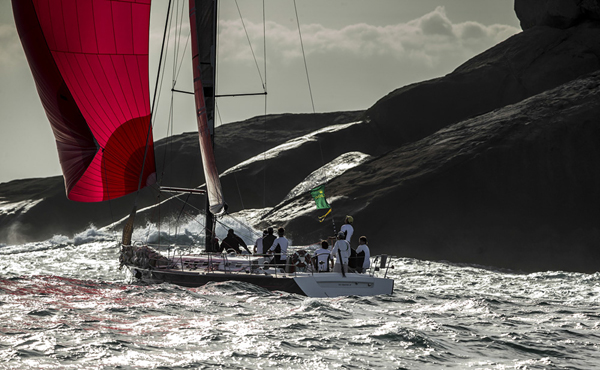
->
xmin=189 ymin=0 xmax=225 ymax=214
xmin=13 ymin=0 xmax=156 ymax=202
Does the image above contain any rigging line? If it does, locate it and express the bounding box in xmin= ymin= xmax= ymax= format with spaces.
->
xmin=214 ymin=0 xmax=221 ymax=128
xmin=173 ymin=0 xmax=188 ymax=87
xmin=293 ymin=0 xmax=315 ymax=114
xmin=102 ymin=158 xmax=118 ymax=242
xmin=219 ymin=213 xmax=260 ymax=240
xmin=263 ymin=0 xmax=267 ymax=90
xmin=262 ymin=0 xmax=268 ymax=209
xmin=169 ymin=192 xmax=204 ymax=213
xmin=174 ymin=32 xmax=191 ymax=83
xmin=139 ymin=193 xmax=206 ymax=239
xmin=161 ymin=203 xmax=251 ymax=239
xmin=171 ymin=0 xmax=180 ymax=86
xmin=152 ymin=1 xmax=177 ymax=129
xmin=145 ymin=195 xmax=162 ymax=244
xmin=176 ymin=0 xmax=188 ymax=68
xmin=235 ymin=0 xmax=266 ymax=90
xmin=216 ymin=101 xmax=223 ymax=127
xmin=262 ymin=96 xmax=268 ymax=208
xmin=174 ymin=192 xmax=194 ymax=240
xmin=150 ymin=0 xmax=173 ymax=120
xmin=175 ymin=0 xmax=185 ymax=79
xmin=292 ymin=0 xmax=326 ymax=180
xmin=233 ymin=172 xmax=246 ymax=210
xmin=157 ymin=192 xmax=161 ymax=246
xmin=161 ymin=0 xmax=184 ymax=184
xmin=158 ymin=91 xmax=176 ymax=184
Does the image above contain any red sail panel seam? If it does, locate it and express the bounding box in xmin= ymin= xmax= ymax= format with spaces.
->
xmin=105 ymin=55 xmax=139 ymax=152
xmin=87 ymin=54 xmax=122 ymax=144
xmin=103 ymin=55 xmax=131 ymax=128
xmin=52 ymin=0 xmax=67 ymax=51
xmin=90 ymin=0 xmax=100 ymax=53
xmin=69 ymin=0 xmax=83 ymax=53
xmin=70 ymin=53 xmax=112 ymax=144
xmin=109 ymin=1 xmax=118 ymax=55
xmin=116 ymin=54 xmax=140 ymax=125
xmin=37 ymin=0 xmax=57 ymax=50
xmin=54 ymin=52 xmax=107 ymax=142
xmin=136 ymin=55 xmax=150 ymax=119
xmin=125 ymin=55 xmax=144 ymax=125
xmin=70 ymin=53 xmax=109 ymax=141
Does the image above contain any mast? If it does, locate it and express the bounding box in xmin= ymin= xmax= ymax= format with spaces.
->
xmin=189 ymin=0 xmax=223 ymax=252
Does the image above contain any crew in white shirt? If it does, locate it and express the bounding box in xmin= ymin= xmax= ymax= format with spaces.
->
xmin=313 ymin=240 xmax=332 ymax=272
xmin=331 ymin=231 xmax=351 ymax=273
xmin=340 ymin=215 xmax=354 ymax=244
xmin=254 ymin=229 xmax=268 ymax=255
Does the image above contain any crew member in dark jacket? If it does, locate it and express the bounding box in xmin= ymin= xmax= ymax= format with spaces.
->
xmin=262 ymin=227 xmax=276 ymax=253
xmin=220 ymin=229 xmax=251 ymax=254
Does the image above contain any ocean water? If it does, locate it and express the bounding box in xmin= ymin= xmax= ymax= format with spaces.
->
xmin=1 ymin=228 xmax=599 ymax=369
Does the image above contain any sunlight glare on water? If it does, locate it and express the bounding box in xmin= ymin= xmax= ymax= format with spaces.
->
xmin=1 ymin=231 xmax=599 ymax=369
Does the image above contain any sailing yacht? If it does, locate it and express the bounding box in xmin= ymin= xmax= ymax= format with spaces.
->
xmin=13 ymin=0 xmax=394 ymax=297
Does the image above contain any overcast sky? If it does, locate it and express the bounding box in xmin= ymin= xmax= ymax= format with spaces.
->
xmin=0 ymin=0 xmax=520 ymax=184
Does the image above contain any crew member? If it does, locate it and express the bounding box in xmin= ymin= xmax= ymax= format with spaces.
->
xmin=263 ymin=227 xmax=276 ymax=254
xmin=331 ymin=231 xmax=351 ymax=273
xmin=220 ymin=229 xmax=251 ymax=254
xmin=340 ymin=215 xmax=354 ymax=244
xmin=313 ymin=240 xmax=332 ymax=272
xmin=254 ymin=229 xmax=268 ymax=255
xmin=268 ymin=227 xmax=289 ymax=268
xmin=355 ymin=236 xmax=371 ymax=273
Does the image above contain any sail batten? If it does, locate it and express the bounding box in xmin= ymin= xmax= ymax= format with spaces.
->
xmin=13 ymin=0 xmax=155 ymax=202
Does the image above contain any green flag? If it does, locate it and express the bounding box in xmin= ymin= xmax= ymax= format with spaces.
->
xmin=310 ymin=185 xmax=330 ymax=209
xmin=310 ymin=185 xmax=332 ymax=222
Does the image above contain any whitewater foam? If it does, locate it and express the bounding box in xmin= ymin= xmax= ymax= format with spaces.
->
xmin=2 ymin=238 xmax=600 ymax=369
xmin=0 ymin=198 xmax=44 ymax=216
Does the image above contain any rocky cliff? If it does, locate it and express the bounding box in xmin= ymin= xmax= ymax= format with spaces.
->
xmin=515 ymin=0 xmax=600 ymax=30
xmin=365 ymin=21 xmax=600 ymax=149
xmin=269 ymin=71 xmax=600 ymax=272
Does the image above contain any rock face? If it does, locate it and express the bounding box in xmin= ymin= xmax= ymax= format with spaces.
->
xmin=515 ymin=0 xmax=600 ymax=30
xmin=270 ymin=71 xmax=600 ymax=273
xmin=366 ymin=22 xmax=600 ymax=150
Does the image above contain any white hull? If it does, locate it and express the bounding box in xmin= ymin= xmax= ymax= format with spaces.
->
xmin=292 ymin=272 xmax=394 ymax=297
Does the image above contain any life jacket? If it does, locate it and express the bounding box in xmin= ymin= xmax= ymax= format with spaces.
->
xmin=313 ymin=250 xmax=331 ymax=272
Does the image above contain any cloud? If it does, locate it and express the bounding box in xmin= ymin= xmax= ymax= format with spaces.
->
xmin=217 ymin=6 xmax=520 ymax=69
xmin=0 ymin=23 xmax=25 ymax=67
